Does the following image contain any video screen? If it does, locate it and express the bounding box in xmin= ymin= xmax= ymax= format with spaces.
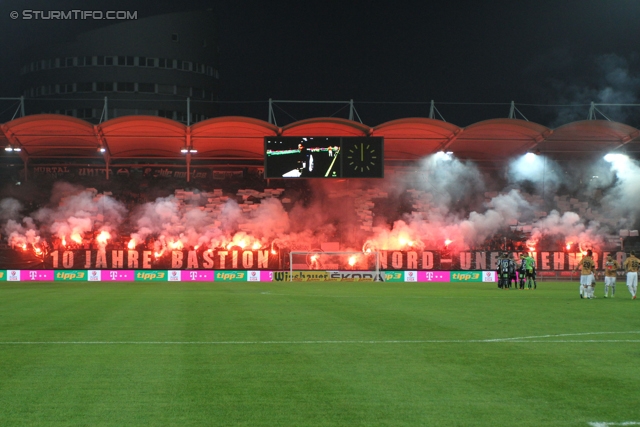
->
xmin=264 ymin=137 xmax=383 ymax=179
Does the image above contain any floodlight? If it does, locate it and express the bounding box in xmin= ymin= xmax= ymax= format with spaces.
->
xmin=435 ymin=150 xmax=453 ymax=161
xmin=604 ymin=153 xmax=628 ymax=163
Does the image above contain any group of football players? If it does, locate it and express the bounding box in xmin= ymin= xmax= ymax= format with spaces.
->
xmin=576 ymin=250 xmax=639 ymax=299
xmin=495 ymin=250 xmax=640 ymax=299
xmin=496 ymin=252 xmax=537 ymax=290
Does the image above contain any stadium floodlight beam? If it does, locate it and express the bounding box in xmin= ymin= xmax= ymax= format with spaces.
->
xmin=13 ymin=147 xmax=21 ymax=152
xmin=180 ymin=148 xmax=189 ymax=153
xmin=604 ymin=153 xmax=628 ymax=163
xmin=4 ymin=146 xmax=13 ymax=152
xmin=189 ymin=149 xmax=197 ymax=153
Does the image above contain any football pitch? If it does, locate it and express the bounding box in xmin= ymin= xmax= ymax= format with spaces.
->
xmin=0 ymin=281 xmax=638 ymax=426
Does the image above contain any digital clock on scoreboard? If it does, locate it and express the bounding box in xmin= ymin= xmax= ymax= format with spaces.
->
xmin=264 ymin=136 xmax=383 ymax=179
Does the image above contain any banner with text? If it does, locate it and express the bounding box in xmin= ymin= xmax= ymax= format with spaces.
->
xmin=0 ymin=249 xmax=628 ymax=271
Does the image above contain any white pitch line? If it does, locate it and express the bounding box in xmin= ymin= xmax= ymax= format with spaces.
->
xmin=589 ymin=422 xmax=640 ymax=427
xmin=257 ymin=292 xmax=555 ymax=299
xmin=485 ymin=331 xmax=640 ymax=342
xmin=0 ymin=331 xmax=639 ymax=345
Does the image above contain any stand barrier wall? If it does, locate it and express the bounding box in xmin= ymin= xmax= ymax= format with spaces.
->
xmin=0 ymin=269 xmax=501 ymax=282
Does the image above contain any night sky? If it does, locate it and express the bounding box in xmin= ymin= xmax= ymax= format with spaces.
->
xmin=1 ymin=0 xmax=640 ymax=126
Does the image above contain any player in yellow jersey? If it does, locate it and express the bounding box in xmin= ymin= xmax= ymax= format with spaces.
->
xmin=576 ymin=250 xmax=595 ymax=299
xmin=623 ymin=250 xmax=639 ymax=299
xmin=603 ymin=255 xmax=620 ymax=298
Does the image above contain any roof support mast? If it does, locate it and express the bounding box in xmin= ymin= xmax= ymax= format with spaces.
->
xmin=429 ymin=100 xmax=446 ymax=122
xmin=508 ymin=101 xmax=529 ymax=121
xmin=186 ymin=127 xmax=191 ymax=183
xmin=187 ymin=97 xmax=191 ymax=126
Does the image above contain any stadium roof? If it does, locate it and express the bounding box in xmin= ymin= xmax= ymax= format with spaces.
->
xmin=2 ymin=114 xmax=640 ymax=163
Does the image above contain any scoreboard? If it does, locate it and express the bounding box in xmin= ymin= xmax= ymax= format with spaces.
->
xmin=264 ymin=136 xmax=384 ymax=179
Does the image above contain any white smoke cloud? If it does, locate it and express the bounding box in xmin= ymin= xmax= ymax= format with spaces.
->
xmin=600 ymin=155 xmax=640 ymax=227
xmin=2 ymin=182 xmax=126 ymax=248
xmin=552 ymin=53 xmax=640 ymax=126
xmin=507 ymin=154 xmax=562 ymax=195
xmin=0 ymin=198 xmax=22 ymax=222
xmin=4 ymin=218 xmax=40 ymax=248
xmin=530 ymin=210 xmax=605 ymax=249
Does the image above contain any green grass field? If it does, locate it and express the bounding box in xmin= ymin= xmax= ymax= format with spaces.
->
xmin=0 ymin=280 xmax=638 ymax=426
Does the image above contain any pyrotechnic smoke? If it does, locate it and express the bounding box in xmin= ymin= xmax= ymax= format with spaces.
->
xmin=551 ymin=53 xmax=640 ymax=126
xmin=0 ymin=145 xmax=635 ymax=255
xmin=0 ymin=198 xmax=22 ymax=222
xmin=2 ymin=182 xmax=126 ymax=248
xmin=368 ymin=188 xmax=534 ymax=250
xmin=530 ymin=210 xmax=605 ymax=249
xmin=507 ymin=154 xmax=562 ymax=195
xmin=34 ymin=183 xmax=126 ymax=243
xmin=601 ymin=155 xmax=640 ymax=227
xmin=410 ymin=153 xmax=486 ymax=212
xmin=129 ymin=195 xmax=295 ymax=252
xmin=4 ymin=218 xmax=40 ymax=249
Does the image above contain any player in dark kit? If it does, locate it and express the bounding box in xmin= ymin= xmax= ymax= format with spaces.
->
xmin=497 ymin=253 xmax=512 ymax=289
xmin=507 ymin=253 xmax=518 ymax=289
xmin=518 ymin=255 xmax=526 ymax=289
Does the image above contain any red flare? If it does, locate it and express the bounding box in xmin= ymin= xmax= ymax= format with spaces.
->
xmin=96 ymin=230 xmax=110 ymax=245
xmin=169 ymin=240 xmax=183 ymax=250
